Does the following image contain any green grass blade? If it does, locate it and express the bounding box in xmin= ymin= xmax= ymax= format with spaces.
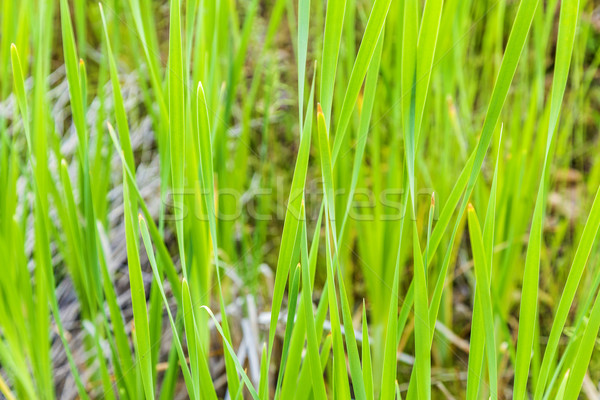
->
xmin=414 ymin=0 xmax=443 ymax=139
xmin=533 ymin=0 xmax=582 ymax=396
xmin=122 ymin=173 xmax=154 ymax=399
xmin=168 ymin=0 xmax=187 ymax=276
xmin=381 ymin=176 xmax=409 ymax=399
xmin=317 ymin=105 xmax=351 ymax=399
xmin=182 ymin=279 xmax=201 ymax=400
xmin=275 ymin=264 xmax=301 ymax=396
xmin=267 ymin=68 xmax=315 ymax=359
xmin=554 ymin=370 xmax=570 ymax=400
xmin=138 ymin=216 xmax=196 ymax=396
xmin=319 ymin=0 xmax=346 ymax=127
xmin=467 ymin=205 xmax=498 ymax=399
xmin=331 ymin=0 xmax=393 ymax=163
xmin=196 ymin=82 xmax=240 ymax=396
xmin=106 ymin=123 xmax=181 ymax=301
xmin=362 ymin=301 xmax=374 ymax=400
xmin=201 ymin=306 xmax=261 ymax=400
xmin=412 ymin=223 xmax=431 ymax=400
xmin=299 ymin=204 xmax=328 ymax=399
xmin=514 ymin=0 xmax=579 ymax=395
xmin=466 ymin=128 xmax=502 ymax=400
xmin=564 ymin=289 xmax=600 ymax=397
xmin=297 ymin=0 xmax=310 ymax=126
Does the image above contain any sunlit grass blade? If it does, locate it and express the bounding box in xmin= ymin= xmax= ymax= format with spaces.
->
xmin=414 ymin=0 xmax=443 ymax=138
xmin=381 ymin=175 xmax=409 ymax=400
xmin=319 ymin=0 xmax=346 ymax=127
xmin=554 ymin=370 xmax=570 ymax=400
xmin=563 ymin=288 xmax=600 ymax=397
xmin=331 ymin=0 xmax=393 ymax=163
xmin=267 ymin=66 xmax=315 ymax=361
xmin=196 ymin=82 xmax=240 ymax=396
xmin=317 ymin=105 xmax=351 ymax=399
xmin=299 ymin=203 xmax=328 ymax=399
xmin=274 ymin=265 xmax=301 ymax=396
xmin=181 ymin=279 xmax=217 ymax=400
xmin=338 ymin=31 xmax=384 ymax=240
xmin=362 ymin=301 xmax=374 ymax=400
xmin=201 ymin=306 xmax=261 ymax=400
xmin=297 ymin=0 xmax=310 ymax=125
xmin=278 ymin=67 xmax=318 ymax=400
xmin=533 ymin=0 xmax=583 ymax=396
xmin=514 ymin=0 xmax=579 ymax=395
xmin=466 ymin=128 xmax=502 ymax=400
xmin=168 ymin=0 xmax=186 ymax=277
xmin=534 ymin=188 xmax=600 ymax=398
xmin=97 ymin=223 xmax=137 ymax=399
xmin=412 ymin=223 xmax=431 ymax=400
xmin=122 ymin=170 xmax=154 ymax=399
xmin=138 ymin=216 xmax=196 ymax=395
xmin=258 ymin=344 xmax=269 ymax=400
xmin=336 ymin=261 xmax=367 ymax=400
xmin=467 ymin=204 xmax=498 ymax=399
xmin=106 ymin=124 xmax=181 ymax=301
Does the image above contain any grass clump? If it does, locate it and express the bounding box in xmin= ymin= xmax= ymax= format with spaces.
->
xmin=1 ymin=0 xmax=600 ymax=399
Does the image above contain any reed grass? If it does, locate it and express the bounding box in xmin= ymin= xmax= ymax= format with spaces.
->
xmin=1 ymin=0 xmax=599 ymax=399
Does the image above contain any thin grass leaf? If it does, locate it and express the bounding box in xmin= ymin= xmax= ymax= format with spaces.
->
xmin=466 ymin=128 xmax=503 ymax=400
xmin=564 ymin=288 xmax=600 ymax=397
xmin=196 ymin=82 xmax=240 ymax=396
xmin=267 ymin=68 xmax=315 ymax=360
xmin=275 ymin=265 xmax=301 ymax=396
xmin=515 ymin=0 xmax=579 ymax=395
xmin=320 ymin=0 xmax=346 ymax=127
xmin=412 ymin=223 xmax=431 ymax=400
xmin=533 ymin=1 xmax=583 ymax=396
xmin=168 ymin=0 xmax=187 ymax=277
xmin=362 ymin=300 xmax=374 ymax=400
xmin=331 ymin=0 xmax=393 ymax=163
xmin=138 ymin=216 xmax=197 ymax=396
xmin=317 ymin=104 xmax=351 ymax=399
xmin=106 ymin=124 xmax=181 ymax=301
xmin=381 ymin=175 xmax=409 ymax=399
xmin=122 ymin=172 xmax=154 ymax=399
xmin=297 ymin=0 xmax=310 ymax=125
xmin=299 ymin=204 xmax=328 ymax=399
xmin=467 ymin=204 xmax=498 ymax=399
xmin=201 ymin=306 xmax=261 ymax=400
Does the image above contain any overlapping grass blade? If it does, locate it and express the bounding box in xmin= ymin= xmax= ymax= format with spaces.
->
xmin=467 ymin=205 xmax=498 ymax=399
xmin=196 ymin=82 xmax=240 ymax=396
xmin=533 ymin=0 xmax=584 ymax=396
xmin=563 ymin=288 xmax=600 ymax=397
xmin=428 ymin=0 xmax=541 ymax=358
xmin=267 ymin=65 xmax=315 ymax=361
xmin=331 ymin=0 xmax=393 ymax=163
xmin=514 ymin=0 xmax=579 ymax=396
xmin=299 ymin=203 xmax=328 ymax=399
xmin=362 ymin=301 xmax=374 ymax=400
xmin=317 ymin=104 xmax=351 ymax=399
xmin=138 ymin=216 xmax=196 ymax=396
xmin=168 ymin=0 xmax=187 ymax=276
xmin=320 ymin=0 xmax=346 ymax=127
